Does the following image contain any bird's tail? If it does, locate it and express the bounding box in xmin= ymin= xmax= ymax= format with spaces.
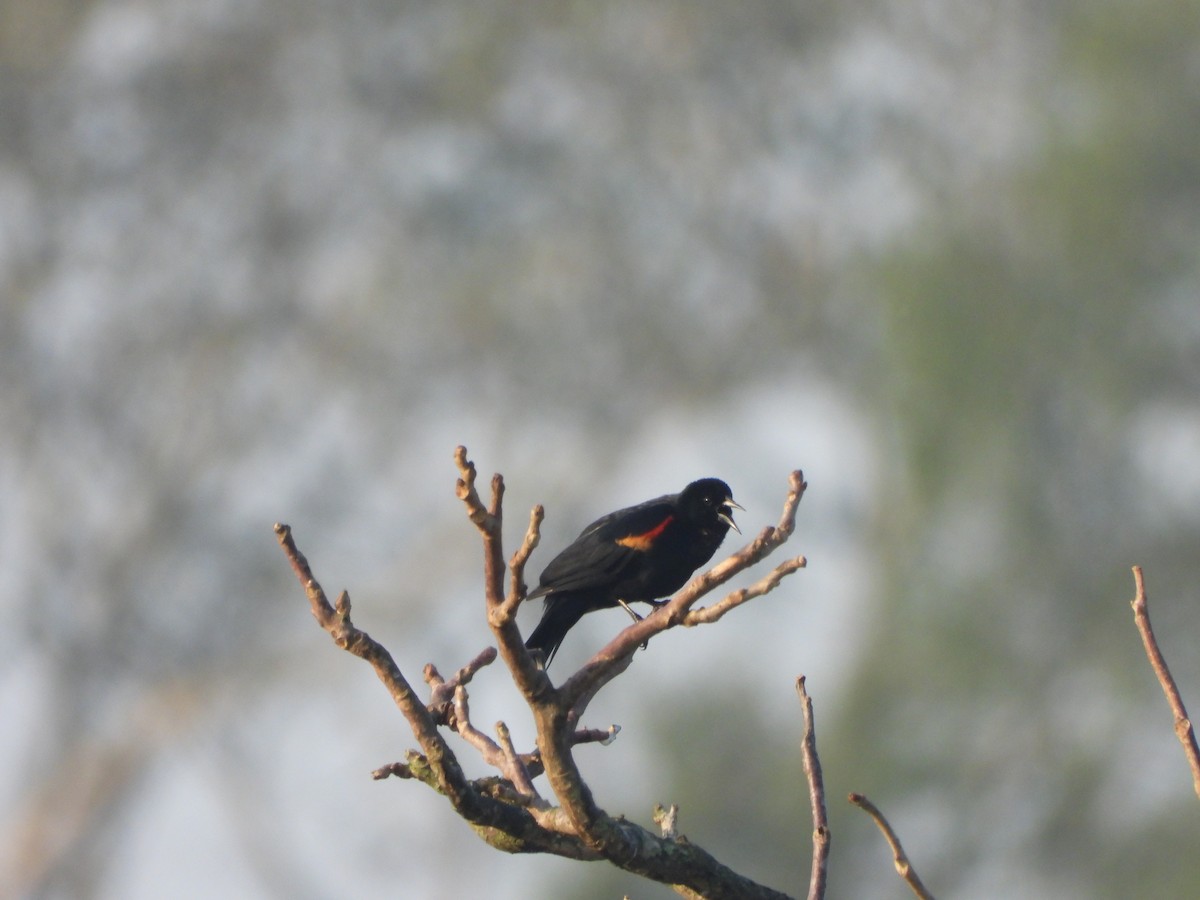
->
xmin=525 ymin=596 xmax=585 ymax=669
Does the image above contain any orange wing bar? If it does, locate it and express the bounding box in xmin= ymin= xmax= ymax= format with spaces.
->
xmin=615 ymin=515 xmax=674 ymax=551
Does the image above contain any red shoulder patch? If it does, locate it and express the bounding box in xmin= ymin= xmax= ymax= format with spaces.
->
xmin=615 ymin=515 xmax=674 ymax=551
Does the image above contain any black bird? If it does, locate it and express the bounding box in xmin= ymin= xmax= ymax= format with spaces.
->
xmin=524 ymin=478 xmax=742 ymax=667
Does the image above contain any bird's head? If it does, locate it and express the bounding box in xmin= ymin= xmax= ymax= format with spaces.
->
xmin=680 ymin=478 xmax=743 ymax=534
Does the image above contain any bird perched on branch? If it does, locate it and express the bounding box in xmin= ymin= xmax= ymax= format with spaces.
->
xmin=525 ymin=478 xmax=742 ymax=668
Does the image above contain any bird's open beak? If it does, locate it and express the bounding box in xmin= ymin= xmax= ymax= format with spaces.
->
xmin=719 ymin=498 xmax=744 ymax=534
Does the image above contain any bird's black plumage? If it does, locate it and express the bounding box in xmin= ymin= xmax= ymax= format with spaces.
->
xmin=524 ymin=478 xmax=741 ymax=667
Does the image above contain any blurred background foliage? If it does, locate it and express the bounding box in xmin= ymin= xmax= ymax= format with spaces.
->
xmin=2 ymin=0 xmax=1198 ymax=898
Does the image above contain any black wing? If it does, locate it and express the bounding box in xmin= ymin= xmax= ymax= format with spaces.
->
xmin=528 ymin=493 xmax=677 ymax=597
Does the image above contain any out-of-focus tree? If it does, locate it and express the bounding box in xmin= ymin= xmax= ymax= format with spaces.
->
xmin=1 ymin=0 xmax=1197 ymax=897
xmin=828 ymin=1 xmax=1200 ymax=896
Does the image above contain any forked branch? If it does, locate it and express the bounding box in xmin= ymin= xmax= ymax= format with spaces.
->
xmin=278 ymin=448 xmax=809 ymax=899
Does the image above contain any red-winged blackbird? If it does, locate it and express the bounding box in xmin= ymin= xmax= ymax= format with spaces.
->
xmin=525 ymin=478 xmax=742 ymax=667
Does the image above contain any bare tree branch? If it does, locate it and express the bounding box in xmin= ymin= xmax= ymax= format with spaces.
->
xmin=453 ymin=447 xmax=546 ymax=695
xmin=683 ymin=555 xmax=807 ymax=626
xmin=274 ymin=523 xmax=454 ymax=782
xmin=496 ymin=721 xmax=540 ymax=799
xmin=571 ymin=724 xmax=621 ymax=747
xmin=451 ymin=685 xmax=507 ymax=775
xmin=508 ymin=504 xmax=544 ymax=614
xmin=278 ymin=450 xmax=809 ymax=898
xmin=274 ymin=523 xmax=587 ymax=858
xmin=848 ymin=793 xmax=934 ymax=900
xmin=796 ymin=676 xmax=829 ymax=900
xmin=1129 ymin=565 xmax=1200 ymax=801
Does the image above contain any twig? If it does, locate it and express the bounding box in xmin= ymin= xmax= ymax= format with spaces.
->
xmin=1130 ymin=566 xmax=1200 ymax=800
xmin=453 ymin=686 xmax=504 ymax=765
xmin=796 ymin=677 xmax=829 ymax=900
xmin=453 ymin=447 xmax=546 ymax=692
xmin=275 ymin=524 xmax=442 ymax=757
xmin=508 ymin=504 xmax=545 ymax=616
xmin=684 ymin=555 xmax=807 ymax=625
xmin=848 ymin=793 xmax=933 ymax=900
xmin=488 ymin=725 xmax=620 ymax=784
xmin=573 ymin=725 xmax=620 ymax=747
xmin=453 ymin=446 xmax=499 ymax=535
xmin=371 ymin=761 xmax=413 ymax=780
xmin=426 ymin=647 xmax=498 ymax=723
xmin=274 ymin=520 xmax=341 ymax=628
xmin=275 ymin=523 xmax=455 ymax=772
xmin=496 ymin=721 xmax=539 ymax=799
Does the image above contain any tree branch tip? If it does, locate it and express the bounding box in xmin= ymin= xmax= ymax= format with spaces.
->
xmin=847 ymin=791 xmax=934 ymax=899
xmin=273 ymin=521 xmax=289 ymax=536
xmin=371 ymin=762 xmax=413 ymax=780
xmin=476 ymin=646 xmax=499 ymax=665
xmin=1127 ymin=563 xmax=1200 ymax=801
xmin=454 ymin=447 xmax=478 ymax=489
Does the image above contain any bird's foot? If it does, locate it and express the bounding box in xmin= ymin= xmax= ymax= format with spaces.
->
xmin=617 ymin=600 xmax=653 ymax=651
xmin=617 ymin=599 xmax=644 ymax=623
